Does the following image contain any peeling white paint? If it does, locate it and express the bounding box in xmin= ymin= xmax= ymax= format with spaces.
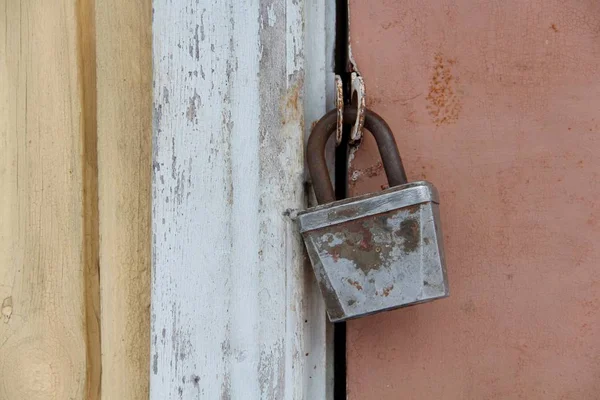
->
xmin=151 ymin=0 xmax=334 ymax=398
xmin=267 ymin=3 xmax=277 ymax=27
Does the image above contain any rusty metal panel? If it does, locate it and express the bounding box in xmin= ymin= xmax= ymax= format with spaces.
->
xmin=299 ymin=182 xmax=448 ymax=321
xmin=347 ymin=0 xmax=600 ymax=398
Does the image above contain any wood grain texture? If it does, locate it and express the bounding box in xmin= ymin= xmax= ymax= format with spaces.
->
xmin=151 ymin=0 xmax=332 ymax=398
xmin=96 ymin=0 xmax=152 ymax=398
xmin=79 ymin=0 xmax=102 ymax=397
xmin=0 ymin=1 xmax=95 ymax=398
xmin=0 ymin=1 xmax=151 ymax=398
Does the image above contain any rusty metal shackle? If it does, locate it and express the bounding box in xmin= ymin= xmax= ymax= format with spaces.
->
xmin=307 ymin=106 xmax=408 ymax=204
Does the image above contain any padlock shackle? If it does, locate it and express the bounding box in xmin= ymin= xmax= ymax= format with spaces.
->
xmin=307 ymin=106 xmax=408 ymax=204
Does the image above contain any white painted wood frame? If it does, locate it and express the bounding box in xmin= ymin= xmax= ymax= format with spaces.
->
xmin=150 ymin=0 xmax=335 ymax=398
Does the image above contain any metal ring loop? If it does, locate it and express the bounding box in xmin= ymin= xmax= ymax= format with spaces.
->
xmin=307 ymin=106 xmax=408 ymax=204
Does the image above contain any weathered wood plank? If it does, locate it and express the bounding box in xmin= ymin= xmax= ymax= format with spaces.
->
xmin=151 ymin=0 xmax=333 ymax=398
xmin=303 ymin=0 xmax=336 ymax=398
xmin=96 ymin=0 xmax=152 ymax=398
xmin=0 ymin=1 xmax=98 ymax=398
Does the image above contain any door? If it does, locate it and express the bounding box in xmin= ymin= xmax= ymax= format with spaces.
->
xmin=346 ymin=1 xmax=600 ymax=398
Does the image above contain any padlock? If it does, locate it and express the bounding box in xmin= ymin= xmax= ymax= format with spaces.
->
xmin=299 ymin=107 xmax=449 ymax=322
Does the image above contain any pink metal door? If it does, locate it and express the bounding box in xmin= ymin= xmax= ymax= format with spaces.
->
xmin=347 ymin=1 xmax=600 ymax=398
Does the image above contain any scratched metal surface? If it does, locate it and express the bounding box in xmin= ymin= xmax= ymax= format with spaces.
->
xmin=300 ymin=183 xmax=448 ymax=321
xmin=299 ymin=181 xmax=438 ymax=231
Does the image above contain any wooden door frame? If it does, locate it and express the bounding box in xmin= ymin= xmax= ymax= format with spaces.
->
xmin=150 ymin=1 xmax=335 ymax=398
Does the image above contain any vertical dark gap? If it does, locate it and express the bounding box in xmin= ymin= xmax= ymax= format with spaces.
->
xmin=77 ymin=0 xmax=102 ymax=397
xmin=334 ymin=0 xmax=350 ymax=398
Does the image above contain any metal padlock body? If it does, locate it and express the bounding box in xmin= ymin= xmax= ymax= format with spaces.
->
xmin=299 ymin=108 xmax=448 ymax=322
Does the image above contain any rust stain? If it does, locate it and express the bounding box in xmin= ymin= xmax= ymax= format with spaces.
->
xmin=335 ymin=75 xmax=344 ymax=144
xmin=286 ymin=83 xmax=300 ymax=114
xmin=396 ymin=217 xmax=420 ymax=253
xmin=347 ymin=279 xmax=363 ymax=291
xmin=350 ymin=72 xmax=366 ymax=141
xmin=331 ymin=250 xmax=341 ymax=262
xmin=420 ymin=164 xmax=427 ymax=180
xmin=382 ymin=285 xmax=394 ymax=297
xmin=349 ymin=161 xmax=384 ymax=189
xmin=426 ymin=53 xmax=462 ymax=126
xmin=281 ymin=80 xmax=302 ymax=125
xmin=406 ymin=204 xmax=420 ymax=215
xmin=328 ymin=206 xmax=361 ymax=221
xmin=326 ymin=303 xmax=346 ymax=321
xmin=322 ymin=211 xmax=397 ymax=274
xmin=363 ymin=161 xmax=383 ymax=178
xmin=319 ymin=208 xmax=422 ymax=274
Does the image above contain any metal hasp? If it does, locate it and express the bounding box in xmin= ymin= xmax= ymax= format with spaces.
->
xmin=300 ymin=107 xmax=449 ymax=322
